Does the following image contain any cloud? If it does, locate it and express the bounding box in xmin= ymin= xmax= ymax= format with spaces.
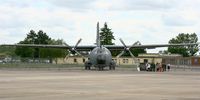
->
xmin=93 ymin=0 xmax=179 ymax=11
xmin=47 ymin=0 xmax=96 ymax=11
xmin=162 ymin=14 xmax=197 ymax=26
xmin=0 ymin=0 xmax=200 ymax=53
xmin=120 ymin=0 xmax=174 ymax=10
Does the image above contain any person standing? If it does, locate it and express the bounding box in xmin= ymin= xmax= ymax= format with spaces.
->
xmin=156 ymin=63 xmax=159 ymax=72
xmin=146 ymin=63 xmax=151 ymax=71
xmin=167 ymin=63 xmax=171 ymax=71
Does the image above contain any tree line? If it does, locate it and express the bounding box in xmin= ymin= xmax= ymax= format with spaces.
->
xmin=15 ymin=30 xmax=67 ymax=63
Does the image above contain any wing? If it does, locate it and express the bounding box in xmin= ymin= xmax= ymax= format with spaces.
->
xmin=0 ymin=44 xmax=96 ymax=51
xmin=104 ymin=43 xmax=199 ymax=50
xmin=1 ymin=43 xmax=198 ymax=51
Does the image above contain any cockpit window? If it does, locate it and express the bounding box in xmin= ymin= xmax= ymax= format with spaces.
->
xmin=97 ymin=49 xmax=104 ymax=53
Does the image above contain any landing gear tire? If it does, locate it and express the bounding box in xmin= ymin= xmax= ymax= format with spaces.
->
xmin=109 ymin=65 xmax=115 ymax=70
xmin=85 ymin=61 xmax=91 ymax=70
xmin=109 ymin=61 xmax=116 ymax=70
xmin=98 ymin=66 xmax=104 ymax=71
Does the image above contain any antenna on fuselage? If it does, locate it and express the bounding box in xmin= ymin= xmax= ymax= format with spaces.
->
xmin=96 ymin=22 xmax=101 ymax=47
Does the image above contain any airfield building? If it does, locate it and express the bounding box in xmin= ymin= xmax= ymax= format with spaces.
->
xmin=53 ymin=53 xmax=200 ymax=66
xmin=54 ymin=53 xmax=189 ymax=65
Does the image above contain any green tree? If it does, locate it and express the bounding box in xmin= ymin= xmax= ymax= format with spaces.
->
xmin=15 ymin=39 xmax=34 ymax=58
xmin=26 ymin=30 xmax=37 ymax=44
xmin=0 ymin=46 xmax=16 ymax=56
xmin=34 ymin=30 xmax=51 ymax=58
xmin=36 ymin=30 xmax=51 ymax=44
xmin=99 ymin=22 xmax=118 ymax=56
xmin=15 ymin=30 xmax=67 ymax=63
xmin=168 ymin=33 xmax=199 ymax=57
xmin=15 ymin=30 xmax=51 ymax=58
xmin=100 ymin=22 xmax=115 ymax=45
xmin=131 ymin=48 xmax=146 ymax=57
xmin=15 ymin=30 xmax=36 ymax=58
xmin=39 ymin=39 xmax=67 ymax=63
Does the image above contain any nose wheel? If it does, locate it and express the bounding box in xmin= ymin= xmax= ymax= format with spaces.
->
xmin=98 ymin=66 xmax=104 ymax=71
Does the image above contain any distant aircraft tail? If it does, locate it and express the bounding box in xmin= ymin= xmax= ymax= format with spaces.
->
xmin=96 ymin=22 xmax=101 ymax=47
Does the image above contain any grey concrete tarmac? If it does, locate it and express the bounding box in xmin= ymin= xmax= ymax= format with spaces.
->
xmin=0 ymin=69 xmax=200 ymax=100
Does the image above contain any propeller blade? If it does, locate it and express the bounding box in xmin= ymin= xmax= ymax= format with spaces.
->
xmin=65 ymin=43 xmax=70 ymax=47
xmin=75 ymin=38 xmax=82 ymax=48
xmin=74 ymin=50 xmax=85 ymax=58
xmin=119 ymin=38 xmax=127 ymax=48
xmin=65 ymin=53 xmax=70 ymax=60
xmin=128 ymin=50 xmax=135 ymax=58
xmin=117 ymin=50 xmax=125 ymax=58
xmin=64 ymin=38 xmax=83 ymax=57
xmin=130 ymin=41 xmax=141 ymax=49
xmin=117 ymin=38 xmax=128 ymax=58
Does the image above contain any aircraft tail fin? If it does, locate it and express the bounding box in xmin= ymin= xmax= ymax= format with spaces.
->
xmin=96 ymin=22 xmax=101 ymax=47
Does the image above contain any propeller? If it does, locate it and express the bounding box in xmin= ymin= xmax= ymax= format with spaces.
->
xmin=71 ymin=38 xmax=82 ymax=55
xmin=117 ymin=39 xmax=141 ymax=67
xmin=64 ymin=51 xmax=70 ymax=61
xmin=65 ymin=38 xmax=84 ymax=60
xmin=117 ymin=38 xmax=141 ymax=58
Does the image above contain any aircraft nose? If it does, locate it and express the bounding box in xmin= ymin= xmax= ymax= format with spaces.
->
xmin=97 ymin=55 xmax=106 ymax=64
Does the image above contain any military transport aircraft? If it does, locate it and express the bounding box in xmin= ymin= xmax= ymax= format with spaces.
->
xmin=1 ymin=22 xmax=199 ymax=70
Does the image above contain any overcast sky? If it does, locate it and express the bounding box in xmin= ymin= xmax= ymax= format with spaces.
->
xmin=0 ymin=0 xmax=200 ymax=53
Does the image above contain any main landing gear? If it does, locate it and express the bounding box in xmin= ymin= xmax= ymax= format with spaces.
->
xmin=84 ymin=61 xmax=116 ymax=71
xmin=109 ymin=61 xmax=116 ymax=70
xmin=84 ymin=61 xmax=91 ymax=70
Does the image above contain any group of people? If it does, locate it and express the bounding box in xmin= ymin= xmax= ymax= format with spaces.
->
xmin=145 ymin=62 xmax=171 ymax=72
